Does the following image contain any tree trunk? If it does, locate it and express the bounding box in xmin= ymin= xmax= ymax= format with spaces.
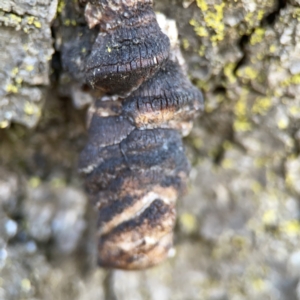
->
xmin=1 ymin=0 xmax=300 ymax=299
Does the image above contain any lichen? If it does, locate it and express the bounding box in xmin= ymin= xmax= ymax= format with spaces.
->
xmin=182 ymin=38 xmax=190 ymax=50
xmin=5 ymin=84 xmax=18 ymax=94
xmin=237 ymin=66 xmax=258 ymax=81
xmin=57 ymin=0 xmax=66 ymax=14
xmin=24 ymin=102 xmax=37 ymax=115
xmin=221 ymin=158 xmax=234 ymax=169
xmin=63 ymin=19 xmax=77 ymax=26
xmin=281 ymin=73 xmax=300 ymax=87
xmin=252 ymin=97 xmax=272 ymax=115
xmin=205 ymin=3 xmax=225 ymax=44
xmin=195 ymin=0 xmax=208 ymax=12
xmin=277 ymin=118 xmax=288 ymax=129
xmin=29 ymin=177 xmax=41 ymax=188
xmin=281 ymin=220 xmax=300 ymax=236
xmin=26 ymin=15 xmax=42 ymax=28
xmin=189 ymin=19 xmax=208 ymax=37
xmin=179 ymin=213 xmax=197 ymax=234
xmin=224 ymin=62 xmax=237 ymax=84
xmin=250 ymin=28 xmax=266 ymax=45
xmin=190 ymin=1 xmax=225 ymax=45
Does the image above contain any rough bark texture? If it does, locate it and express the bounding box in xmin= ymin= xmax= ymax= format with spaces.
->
xmin=1 ymin=0 xmax=300 ymax=299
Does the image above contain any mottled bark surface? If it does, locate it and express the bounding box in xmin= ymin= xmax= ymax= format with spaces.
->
xmin=1 ymin=0 xmax=300 ymax=299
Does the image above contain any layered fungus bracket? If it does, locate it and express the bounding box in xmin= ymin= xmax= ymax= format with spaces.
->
xmin=85 ymin=0 xmax=170 ymax=97
xmin=65 ymin=0 xmax=204 ymax=269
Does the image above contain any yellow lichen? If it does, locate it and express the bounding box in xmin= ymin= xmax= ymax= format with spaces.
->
xmin=274 ymin=88 xmax=283 ymax=97
xmin=204 ymin=3 xmax=225 ymax=44
xmin=277 ymin=118 xmax=288 ymax=129
xmin=0 ymin=120 xmax=9 ymax=128
xmin=244 ymin=10 xmax=265 ymax=28
xmin=57 ymin=0 xmax=66 ymax=14
xmin=27 ymin=16 xmax=35 ymax=25
xmin=198 ymin=45 xmax=206 ymax=56
xmin=233 ymin=89 xmax=252 ymax=132
xmin=250 ymin=28 xmax=265 ymax=45
xmin=221 ymin=158 xmax=233 ymax=169
xmin=257 ymin=10 xmax=265 ymax=21
xmin=21 ymin=279 xmax=31 ymax=292
xmin=24 ymin=102 xmax=36 ymax=115
xmin=285 ymin=173 xmax=293 ymax=189
xmin=252 ymin=97 xmax=272 ymax=115
xmin=195 ymin=0 xmax=208 ymax=11
xmin=11 ymin=67 xmax=19 ymax=76
xmin=8 ymin=13 xmax=22 ymax=24
xmin=190 ymin=1 xmax=225 ymax=45
xmin=29 ymin=177 xmax=41 ymax=188
xmin=189 ymin=19 xmax=208 ymax=37
xmin=224 ymin=63 xmax=237 ymax=84
xmin=244 ymin=12 xmax=254 ymax=25
xmin=262 ymin=210 xmax=277 ymax=226
xmin=6 ymin=84 xmax=18 ymax=94
xmin=33 ymin=20 xmax=41 ymax=28
xmin=269 ymin=44 xmax=276 ymax=53
xmin=64 ymin=18 xmax=77 ymax=26
xmin=281 ymin=220 xmax=300 ymax=236
xmin=233 ymin=119 xmax=252 ymax=131
xmin=251 ymin=278 xmax=265 ymax=291
xmin=281 ymin=73 xmax=300 ymax=87
xmin=179 ymin=213 xmax=197 ymax=234
xmin=196 ymin=79 xmax=208 ymax=92
xmin=292 ymin=8 xmax=300 ymax=20
xmin=237 ymin=66 xmax=258 ymax=80
xmin=15 ymin=77 xmax=23 ymax=85
xmin=25 ymin=65 xmax=34 ymax=72
xmin=182 ymin=39 xmax=190 ymax=50
xmin=235 ymin=98 xmax=247 ymax=116
xmin=289 ymin=106 xmax=300 ymax=116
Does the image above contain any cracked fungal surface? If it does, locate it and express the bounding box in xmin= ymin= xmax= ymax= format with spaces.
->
xmin=77 ymin=0 xmax=204 ymax=269
xmin=85 ymin=0 xmax=170 ymax=97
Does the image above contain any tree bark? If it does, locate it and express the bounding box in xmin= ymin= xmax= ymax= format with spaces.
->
xmin=1 ymin=0 xmax=300 ymax=299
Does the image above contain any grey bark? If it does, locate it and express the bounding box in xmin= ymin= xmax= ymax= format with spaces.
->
xmin=1 ymin=0 xmax=300 ymax=299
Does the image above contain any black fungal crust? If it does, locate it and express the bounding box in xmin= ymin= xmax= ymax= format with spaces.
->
xmin=80 ymin=125 xmax=189 ymax=198
xmin=122 ymin=59 xmax=204 ymax=131
xmin=85 ymin=0 xmax=170 ymax=96
xmin=97 ymin=199 xmax=176 ymax=269
xmin=74 ymin=0 xmax=204 ymax=270
xmin=79 ymin=100 xmax=191 ymax=269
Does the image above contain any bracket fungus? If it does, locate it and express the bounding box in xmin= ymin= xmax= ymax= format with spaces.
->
xmin=85 ymin=0 xmax=170 ymax=97
xmin=77 ymin=0 xmax=204 ymax=269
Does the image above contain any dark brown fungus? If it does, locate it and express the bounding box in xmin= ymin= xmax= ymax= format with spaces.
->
xmin=71 ymin=2 xmax=204 ymax=270
xmin=122 ymin=59 xmax=204 ymax=135
xmin=84 ymin=0 xmax=170 ymax=97
xmin=79 ymin=118 xmax=190 ymax=269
